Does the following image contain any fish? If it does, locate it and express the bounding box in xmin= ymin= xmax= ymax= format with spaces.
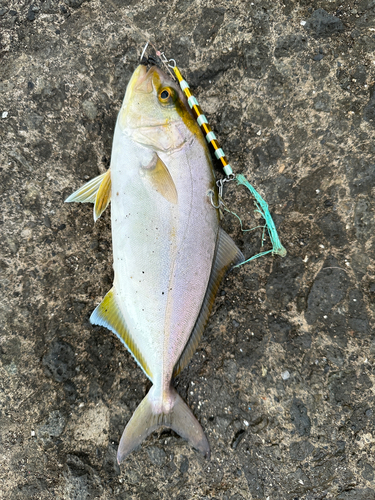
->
xmin=65 ymin=62 xmax=244 ymax=463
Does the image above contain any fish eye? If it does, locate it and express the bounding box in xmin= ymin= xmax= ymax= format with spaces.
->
xmin=159 ymin=88 xmax=171 ymax=102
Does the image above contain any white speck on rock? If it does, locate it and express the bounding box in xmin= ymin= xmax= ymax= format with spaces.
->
xmin=82 ymin=100 xmax=98 ymax=120
xmin=300 ymin=20 xmax=306 ymax=26
xmin=2 ymin=111 xmax=8 ymax=118
xmin=281 ymin=370 xmax=290 ymax=380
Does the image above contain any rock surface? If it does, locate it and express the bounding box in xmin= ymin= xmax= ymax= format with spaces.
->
xmin=1 ymin=0 xmax=375 ymax=498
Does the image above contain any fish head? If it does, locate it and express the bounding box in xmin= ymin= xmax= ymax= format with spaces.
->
xmin=118 ymin=64 xmax=200 ymax=152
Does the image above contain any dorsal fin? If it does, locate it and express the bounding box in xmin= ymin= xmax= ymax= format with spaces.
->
xmin=173 ymin=228 xmax=244 ymax=377
xmin=90 ymin=288 xmax=152 ymax=380
xmin=65 ymin=169 xmax=111 ymax=221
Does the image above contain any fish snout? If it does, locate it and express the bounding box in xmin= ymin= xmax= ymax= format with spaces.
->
xmin=122 ymin=65 xmax=150 ymax=105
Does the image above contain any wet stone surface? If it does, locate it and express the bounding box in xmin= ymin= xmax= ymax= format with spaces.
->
xmin=1 ymin=0 xmax=375 ymax=499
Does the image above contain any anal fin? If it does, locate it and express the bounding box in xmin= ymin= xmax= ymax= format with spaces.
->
xmin=90 ymin=288 xmax=152 ymax=379
xmin=173 ymin=228 xmax=244 ymax=376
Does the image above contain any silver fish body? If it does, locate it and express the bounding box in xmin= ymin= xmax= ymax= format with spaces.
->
xmin=66 ymin=64 xmax=243 ymax=462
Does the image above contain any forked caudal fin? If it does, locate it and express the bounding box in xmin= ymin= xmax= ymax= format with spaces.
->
xmin=117 ymin=386 xmax=210 ymax=464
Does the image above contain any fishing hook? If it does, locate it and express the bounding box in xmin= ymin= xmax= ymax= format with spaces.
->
xmin=208 ymin=176 xmax=234 ymax=209
xmin=207 ymin=189 xmax=221 ymax=209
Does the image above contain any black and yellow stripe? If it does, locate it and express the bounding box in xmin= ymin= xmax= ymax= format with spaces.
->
xmin=172 ymin=65 xmax=233 ymax=177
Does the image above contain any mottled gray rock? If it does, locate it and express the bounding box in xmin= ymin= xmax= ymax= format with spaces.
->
xmin=37 ymin=410 xmax=66 ymax=445
xmin=305 ymin=257 xmax=349 ymax=325
xmin=1 ymin=0 xmax=375 ymax=498
xmin=289 ymin=440 xmax=314 ymax=461
xmin=363 ymin=84 xmax=375 ymax=126
xmin=304 ymin=8 xmax=345 ymax=37
xmin=266 ymin=256 xmax=304 ymax=308
xmin=42 ymin=339 xmax=76 ymax=382
xmin=274 ymin=33 xmax=308 ymax=58
xmin=290 ymin=398 xmax=311 ymax=437
xmin=337 ymin=488 xmax=375 ymax=500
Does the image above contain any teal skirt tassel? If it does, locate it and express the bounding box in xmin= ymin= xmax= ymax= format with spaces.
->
xmin=233 ymin=174 xmax=287 ymax=268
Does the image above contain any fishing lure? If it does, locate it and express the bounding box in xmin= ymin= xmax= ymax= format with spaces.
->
xmin=66 ymin=42 xmax=287 ymax=461
xmin=129 ymin=32 xmax=285 ymax=261
xmin=156 ymin=51 xmax=287 ymax=265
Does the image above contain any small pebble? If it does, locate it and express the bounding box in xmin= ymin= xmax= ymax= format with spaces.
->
xmin=2 ymin=111 xmax=8 ymax=118
xmin=281 ymin=370 xmax=290 ymax=380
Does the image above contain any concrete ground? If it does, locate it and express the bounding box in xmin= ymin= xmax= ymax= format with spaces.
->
xmin=1 ymin=0 xmax=375 ymax=498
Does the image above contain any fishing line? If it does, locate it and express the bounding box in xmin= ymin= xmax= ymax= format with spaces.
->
xmin=101 ymin=4 xmax=286 ymax=265
xmin=105 ymin=0 xmax=176 ymax=79
xmin=163 ymin=56 xmax=287 ymax=266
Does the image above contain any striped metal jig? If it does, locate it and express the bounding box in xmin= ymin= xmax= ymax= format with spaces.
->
xmin=169 ymin=61 xmax=233 ymax=178
xmin=160 ymin=54 xmax=287 ymax=264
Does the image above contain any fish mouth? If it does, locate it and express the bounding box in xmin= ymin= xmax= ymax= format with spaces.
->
xmin=122 ymin=65 xmax=162 ymax=106
xmin=133 ymin=65 xmax=151 ymax=90
xmin=120 ymin=63 xmax=188 ymax=140
xmin=125 ymin=64 xmax=149 ymax=96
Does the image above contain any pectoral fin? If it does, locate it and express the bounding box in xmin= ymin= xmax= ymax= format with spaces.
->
xmin=173 ymin=228 xmax=244 ymax=377
xmin=142 ymin=156 xmax=178 ymax=204
xmin=65 ymin=169 xmax=111 ymax=221
xmin=94 ymin=169 xmax=111 ymax=222
xmin=90 ymin=288 xmax=152 ymax=380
